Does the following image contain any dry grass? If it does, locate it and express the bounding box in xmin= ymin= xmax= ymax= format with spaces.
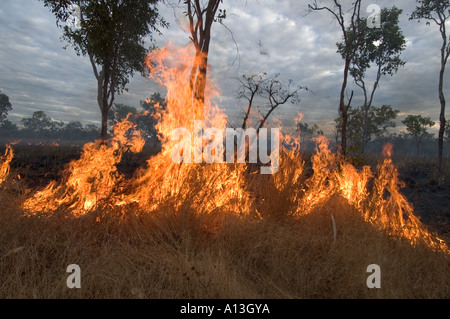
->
xmin=0 ymin=146 xmax=449 ymax=299
xmin=0 ymin=189 xmax=448 ymax=299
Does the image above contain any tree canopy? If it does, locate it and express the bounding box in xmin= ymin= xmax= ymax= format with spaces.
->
xmin=410 ymin=0 xmax=450 ymax=170
xmin=0 ymin=91 xmax=12 ymax=123
xmin=402 ymin=114 xmax=436 ymax=157
xmin=42 ymin=0 xmax=167 ymax=140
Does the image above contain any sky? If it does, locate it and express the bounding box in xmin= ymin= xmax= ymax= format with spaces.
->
xmin=0 ymin=0 xmax=448 ymax=136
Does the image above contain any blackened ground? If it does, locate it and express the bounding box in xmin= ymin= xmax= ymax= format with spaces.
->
xmin=4 ymin=145 xmax=450 ymax=242
xmin=397 ymin=160 xmax=450 ymax=242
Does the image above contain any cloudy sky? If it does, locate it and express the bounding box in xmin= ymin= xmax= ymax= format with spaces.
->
xmin=0 ymin=0 xmax=448 ymax=136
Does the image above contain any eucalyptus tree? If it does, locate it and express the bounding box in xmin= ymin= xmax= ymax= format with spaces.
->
xmin=42 ymin=0 xmax=167 ymax=140
xmin=411 ymin=0 xmax=450 ymax=170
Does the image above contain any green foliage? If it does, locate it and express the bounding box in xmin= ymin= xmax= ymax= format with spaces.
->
xmin=297 ymin=122 xmax=323 ymax=150
xmin=109 ymin=103 xmax=138 ymax=125
xmin=410 ymin=0 xmax=450 ymax=22
xmin=402 ymin=114 xmax=435 ymax=156
xmin=17 ymin=110 xmax=99 ymax=140
xmin=43 ymin=0 xmax=166 ymax=90
xmin=0 ymin=119 xmax=19 ymax=138
xmin=0 ymin=91 xmax=13 ymax=123
xmin=63 ymin=121 xmax=86 ymax=140
xmin=42 ymin=0 xmax=168 ymax=139
xmin=0 ymin=119 xmax=18 ymax=131
xmin=22 ymin=111 xmax=59 ymax=135
xmin=334 ymin=6 xmax=405 ymax=161
xmin=339 ymin=7 xmax=406 ymax=81
xmin=402 ymin=115 xmax=435 ymax=137
xmin=335 ymin=105 xmax=399 ymax=156
xmin=141 ymin=92 xmax=167 ymax=111
xmin=337 ymin=6 xmax=405 ymax=113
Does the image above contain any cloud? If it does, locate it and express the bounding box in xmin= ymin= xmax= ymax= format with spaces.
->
xmin=0 ymin=0 xmax=98 ymax=125
xmin=0 ymin=0 xmax=448 ymax=137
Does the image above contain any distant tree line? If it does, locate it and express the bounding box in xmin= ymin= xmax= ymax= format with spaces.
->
xmin=0 ymin=109 xmax=100 ymax=141
xmin=0 ymin=90 xmax=164 ymax=143
xmin=336 ymin=106 xmax=450 ymax=160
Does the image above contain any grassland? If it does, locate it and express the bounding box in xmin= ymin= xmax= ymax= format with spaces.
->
xmin=0 ymin=145 xmax=449 ymax=299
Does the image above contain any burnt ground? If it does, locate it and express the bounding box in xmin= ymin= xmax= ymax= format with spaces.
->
xmin=5 ymin=144 xmax=155 ymax=188
xmin=4 ymin=145 xmax=450 ymax=242
xmin=397 ymin=161 xmax=450 ymax=241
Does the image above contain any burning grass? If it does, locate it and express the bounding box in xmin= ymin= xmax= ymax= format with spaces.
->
xmin=0 ymin=193 xmax=448 ymax=299
xmin=0 ymin=141 xmax=449 ymax=298
xmin=0 ymin=44 xmax=448 ymax=298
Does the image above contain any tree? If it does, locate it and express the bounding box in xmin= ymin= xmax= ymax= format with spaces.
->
xmin=63 ymin=121 xmax=85 ymax=140
xmin=141 ymin=92 xmax=167 ymax=112
xmin=140 ymin=93 xmax=167 ymax=140
xmin=446 ymin=119 xmax=450 ymax=141
xmin=0 ymin=90 xmax=12 ymax=123
xmin=411 ymin=0 xmax=450 ymax=170
xmin=402 ymin=114 xmax=435 ymax=157
xmin=108 ymin=103 xmax=138 ymax=127
xmin=21 ymin=111 xmax=62 ymax=138
xmin=108 ymin=98 xmax=165 ymax=141
xmin=335 ymin=105 xmax=399 ymax=157
xmin=309 ymin=0 xmax=365 ymax=158
xmin=43 ymin=0 xmax=167 ymax=140
xmin=84 ymin=123 xmax=101 ymax=139
xmin=338 ymin=6 xmax=406 ymax=154
xmin=237 ymin=73 xmax=266 ymax=130
xmin=236 ymin=73 xmax=305 ymax=132
xmin=184 ymin=0 xmax=224 ymax=108
xmin=297 ymin=122 xmax=324 ymax=151
xmin=0 ymin=119 xmax=19 ymax=138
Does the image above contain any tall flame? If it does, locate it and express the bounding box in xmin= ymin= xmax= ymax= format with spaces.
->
xmin=128 ymin=44 xmax=251 ymax=215
xmin=23 ymin=116 xmax=145 ymax=217
xmin=16 ymin=43 xmax=449 ymax=253
xmin=291 ymin=140 xmax=448 ymax=252
xmin=0 ymin=145 xmax=13 ymax=186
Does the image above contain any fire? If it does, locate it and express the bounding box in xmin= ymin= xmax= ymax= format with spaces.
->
xmin=144 ymin=44 xmax=226 ymax=156
xmin=293 ymin=140 xmax=448 ymax=252
xmin=23 ymin=115 xmax=145 ymax=217
xmin=128 ymin=44 xmax=250 ymax=215
xmin=365 ymin=143 xmax=445 ymax=249
xmin=0 ymin=145 xmax=14 ymax=186
xmin=12 ymin=43 xmax=448 ymax=253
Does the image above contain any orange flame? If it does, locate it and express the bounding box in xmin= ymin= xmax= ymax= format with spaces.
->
xmin=127 ymin=44 xmax=250 ymax=215
xmin=16 ymin=43 xmax=449 ymax=253
xmin=23 ymin=115 xmax=145 ymax=216
xmin=0 ymin=145 xmax=14 ymax=186
xmin=292 ymin=139 xmax=448 ymax=252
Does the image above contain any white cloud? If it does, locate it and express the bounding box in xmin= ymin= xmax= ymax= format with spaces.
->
xmin=0 ymin=0 xmax=448 ymax=137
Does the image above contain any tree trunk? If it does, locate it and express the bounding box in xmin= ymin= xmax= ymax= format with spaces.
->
xmin=339 ymin=56 xmax=352 ymax=158
xmin=97 ymin=69 xmax=106 ymax=141
xmin=192 ymin=33 xmax=210 ymax=116
xmin=97 ymin=67 xmax=113 ymax=141
xmin=341 ymin=109 xmax=348 ymax=156
xmin=196 ymin=42 xmax=209 ymax=104
xmin=361 ymin=104 xmax=369 ymax=154
xmin=187 ymin=0 xmax=220 ymax=121
xmin=189 ymin=48 xmax=208 ymax=121
xmin=438 ymin=62 xmax=446 ymax=171
xmin=100 ymin=109 xmax=108 ymax=141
